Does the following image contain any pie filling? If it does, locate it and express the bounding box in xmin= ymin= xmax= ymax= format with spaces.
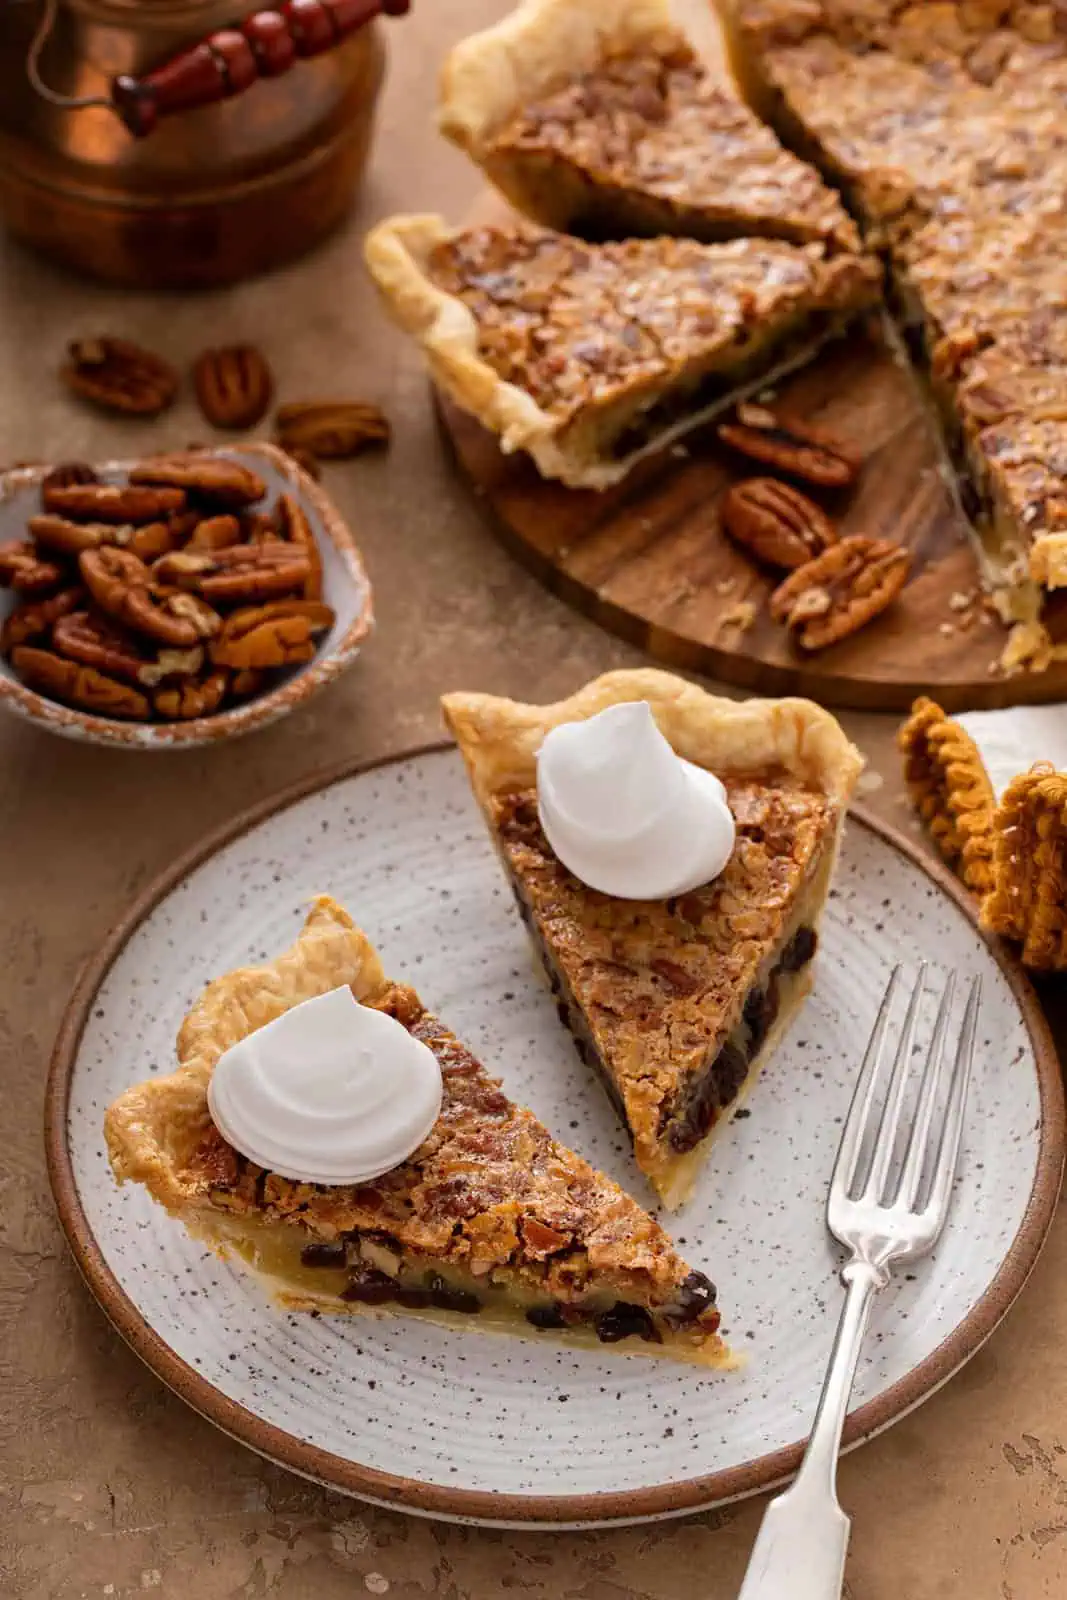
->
xmin=195 ymin=1211 xmax=721 ymax=1355
xmin=600 ymin=310 xmax=843 ymax=462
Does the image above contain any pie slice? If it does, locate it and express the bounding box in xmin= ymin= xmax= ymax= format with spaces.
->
xmin=442 ymin=670 xmax=862 ymax=1208
xmin=104 ymin=895 xmax=728 ymax=1364
xmin=364 ymin=214 xmax=881 ymax=489
xmin=718 ymin=0 xmax=1067 ymax=657
xmin=438 ymin=0 xmax=859 ymax=253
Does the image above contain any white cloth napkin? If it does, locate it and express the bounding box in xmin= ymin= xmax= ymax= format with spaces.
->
xmin=956 ymin=706 xmax=1067 ymax=802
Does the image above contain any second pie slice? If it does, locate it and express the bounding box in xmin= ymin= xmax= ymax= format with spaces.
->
xmin=104 ymin=895 xmax=727 ymax=1364
xmin=364 ymin=215 xmax=880 ymax=489
xmin=443 ymin=670 xmax=862 ymax=1208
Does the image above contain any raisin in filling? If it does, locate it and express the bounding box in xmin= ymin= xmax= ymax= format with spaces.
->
xmin=662 ymin=924 xmax=818 ymax=1153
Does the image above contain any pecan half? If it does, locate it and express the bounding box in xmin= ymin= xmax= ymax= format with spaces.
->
xmin=41 ymin=462 xmax=98 ymax=491
xmin=154 ymin=668 xmax=228 ymax=720
xmin=52 ymin=609 xmax=147 ymax=685
xmin=79 ymin=547 xmax=221 ymax=646
xmin=210 ymin=598 xmax=335 ymax=669
xmin=153 ymin=542 xmax=309 ymax=604
xmin=718 ymin=404 xmax=860 ymax=488
xmin=41 ymin=482 xmax=186 ymax=523
xmin=275 ymin=400 xmax=390 ymax=459
xmin=136 ymin=646 xmax=206 ymax=689
xmin=128 ymin=520 xmax=182 ymax=562
xmin=721 ymin=478 xmax=837 ymax=569
xmin=186 ymin=514 xmax=241 ymax=552
xmin=29 ymin=514 xmax=135 ymax=558
xmin=769 ymin=536 xmax=910 ymax=650
xmin=241 ymin=510 xmax=282 ymax=545
xmin=0 ymin=539 xmax=66 ymax=595
xmin=0 ymin=586 xmax=83 ymax=654
xmin=128 ymin=454 xmax=266 ymax=508
xmin=193 ymin=345 xmax=273 ymax=429
xmin=62 ymin=336 xmax=178 ymax=418
xmin=11 ymin=645 xmax=149 ymax=719
xmin=275 ymin=494 xmax=323 ymax=600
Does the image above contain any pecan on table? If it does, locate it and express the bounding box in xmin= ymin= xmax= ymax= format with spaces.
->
xmin=210 ymin=598 xmax=335 ymax=669
xmin=153 ymin=542 xmax=310 ymax=604
xmin=0 ymin=539 xmax=66 ymax=595
xmin=275 ymin=493 xmax=323 ymax=600
xmin=79 ymin=547 xmax=221 ymax=646
xmin=41 ymin=462 xmax=98 ymax=492
xmin=11 ymin=644 xmax=150 ymax=719
xmin=0 ymin=586 xmax=83 ymax=654
xmin=154 ymin=668 xmax=228 ymax=721
xmin=721 ymin=478 xmax=836 ymax=569
xmin=193 ymin=345 xmax=273 ymax=430
xmin=275 ymin=400 xmax=391 ymax=460
xmin=41 ymin=482 xmax=186 ymax=523
xmin=769 ymin=536 xmax=910 ymax=650
xmin=128 ymin=454 xmax=266 ymax=508
xmin=718 ymin=404 xmax=860 ymax=489
xmin=62 ymin=336 xmax=179 ymax=418
xmin=186 ymin=514 xmax=241 ymax=552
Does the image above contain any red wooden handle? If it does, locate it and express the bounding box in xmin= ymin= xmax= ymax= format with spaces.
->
xmin=111 ymin=0 xmax=410 ymax=137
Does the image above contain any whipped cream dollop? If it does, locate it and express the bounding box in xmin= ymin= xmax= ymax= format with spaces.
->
xmin=536 ymin=700 xmax=736 ymax=900
xmin=207 ymin=986 xmax=443 ymax=1186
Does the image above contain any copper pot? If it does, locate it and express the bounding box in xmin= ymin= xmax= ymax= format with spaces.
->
xmin=0 ymin=0 xmax=410 ymax=288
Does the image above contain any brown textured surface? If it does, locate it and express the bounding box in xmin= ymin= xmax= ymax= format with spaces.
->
xmin=3 ymin=3 xmax=1067 ymax=1596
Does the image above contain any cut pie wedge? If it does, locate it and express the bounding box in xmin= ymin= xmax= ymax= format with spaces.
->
xmin=104 ymin=895 xmax=728 ymax=1365
xmin=443 ymin=670 xmax=862 ymax=1208
xmin=364 ymin=214 xmax=880 ymax=489
xmin=438 ymin=0 xmax=859 ymax=253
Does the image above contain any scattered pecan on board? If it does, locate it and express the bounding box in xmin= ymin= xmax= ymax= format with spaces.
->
xmin=193 ymin=345 xmax=274 ymax=430
xmin=62 ymin=337 xmax=179 ymax=418
xmin=718 ymin=404 xmax=860 ymax=489
xmin=11 ymin=645 xmax=150 ymax=719
xmin=769 ymin=536 xmax=910 ymax=650
xmin=721 ymin=478 xmax=837 ymax=569
xmin=275 ymin=401 xmax=390 ymax=460
xmin=210 ymin=598 xmax=335 ymax=669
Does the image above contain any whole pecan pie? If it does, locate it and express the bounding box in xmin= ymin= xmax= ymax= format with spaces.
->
xmin=438 ymin=0 xmax=858 ymax=253
xmin=443 ymin=670 xmax=862 ymax=1208
xmin=365 ymin=215 xmax=880 ymax=488
xmin=104 ymin=896 xmax=728 ymax=1364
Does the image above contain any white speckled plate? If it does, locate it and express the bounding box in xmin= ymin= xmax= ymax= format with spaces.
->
xmin=47 ymin=747 xmax=1064 ymax=1527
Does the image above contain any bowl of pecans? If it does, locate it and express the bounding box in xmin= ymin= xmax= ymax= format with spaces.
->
xmin=0 ymin=444 xmax=373 ymax=748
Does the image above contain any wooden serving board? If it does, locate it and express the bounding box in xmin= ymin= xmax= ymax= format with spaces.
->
xmin=438 ymin=315 xmax=1067 ymax=713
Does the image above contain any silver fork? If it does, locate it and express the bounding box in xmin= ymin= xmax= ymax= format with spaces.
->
xmin=737 ymin=964 xmax=981 ymax=1600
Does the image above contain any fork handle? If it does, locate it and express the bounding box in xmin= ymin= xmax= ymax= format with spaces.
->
xmin=737 ymin=1262 xmax=882 ymax=1600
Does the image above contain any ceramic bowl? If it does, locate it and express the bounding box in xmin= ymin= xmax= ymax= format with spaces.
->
xmin=0 ymin=443 xmax=373 ymax=750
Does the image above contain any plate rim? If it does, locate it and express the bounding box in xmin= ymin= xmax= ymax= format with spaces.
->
xmin=45 ymin=741 xmax=1066 ymax=1527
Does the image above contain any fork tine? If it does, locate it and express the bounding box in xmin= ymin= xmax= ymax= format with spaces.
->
xmin=895 ymin=971 xmax=957 ymax=1209
xmin=834 ymin=965 xmax=902 ymax=1197
xmin=862 ymin=964 xmax=927 ymax=1203
xmin=921 ymin=975 xmax=981 ymax=1234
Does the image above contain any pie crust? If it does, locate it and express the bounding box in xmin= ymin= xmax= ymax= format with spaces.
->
xmin=982 ymin=766 xmax=1067 ymax=972
xmin=364 ymin=214 xmax=880 ymax=489
xmin=443 ymin=669 xmax=862 ymax=1206
xmin=104 ymin=895 xmax=729 ymax=1363
xmin=438 ymin=0 xmax=858 ymax=252
xmin=898 ymin=696 xmax=996 ymax=898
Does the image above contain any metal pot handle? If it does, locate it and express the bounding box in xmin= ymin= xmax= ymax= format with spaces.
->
xmin=26 ymin=0 xmax=410 ymax=137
